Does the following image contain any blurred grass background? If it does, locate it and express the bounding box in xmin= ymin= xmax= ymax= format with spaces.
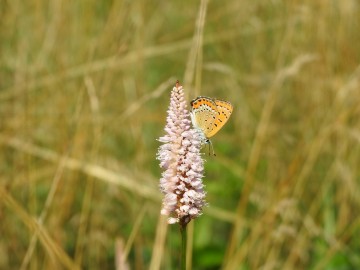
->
xmin=1 ymin=0 xmax=360 ymax=269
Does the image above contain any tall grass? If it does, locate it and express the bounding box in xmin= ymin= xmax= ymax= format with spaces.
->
xmin=1 ymin=0 xmax=360 ymax=269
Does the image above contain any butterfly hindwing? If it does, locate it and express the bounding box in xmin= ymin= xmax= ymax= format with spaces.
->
xmin=190 ymin=97 xmax=218 ymax=137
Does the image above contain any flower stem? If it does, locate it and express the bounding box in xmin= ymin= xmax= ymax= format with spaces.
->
xmin=180 ymin=222 xmax=187 ymax=270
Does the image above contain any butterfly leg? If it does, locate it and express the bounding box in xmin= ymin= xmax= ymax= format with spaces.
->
xmin=205 ymin=139 xmax=216 ymax=156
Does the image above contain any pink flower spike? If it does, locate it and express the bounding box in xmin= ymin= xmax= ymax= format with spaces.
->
xmin=156 ymin=81 xmax=206 ymax=225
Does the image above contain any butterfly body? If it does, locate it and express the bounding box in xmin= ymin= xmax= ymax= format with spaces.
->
xmin=190 ymin=96 xmax=233 ymax=144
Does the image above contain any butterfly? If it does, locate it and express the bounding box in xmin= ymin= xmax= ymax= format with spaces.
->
xmin=190 ymin=96 xmax=233 ymax=155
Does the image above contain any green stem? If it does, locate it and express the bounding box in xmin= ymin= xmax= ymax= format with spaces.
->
xmin=180 ymin=222 xmax=187 ymax=270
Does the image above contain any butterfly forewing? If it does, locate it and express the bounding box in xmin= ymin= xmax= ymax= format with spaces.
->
xmin=206 ymin=99 xmax=233 ymax=138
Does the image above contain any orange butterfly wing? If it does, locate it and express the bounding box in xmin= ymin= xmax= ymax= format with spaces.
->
xmin=206 ymin=99 xmax=233 ymax=138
